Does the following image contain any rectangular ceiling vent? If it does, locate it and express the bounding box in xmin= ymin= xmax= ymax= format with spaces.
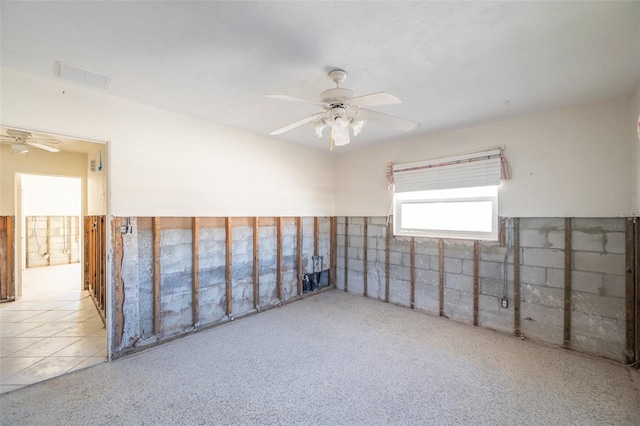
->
xmin=57 ymin=61 xmax=111 ymax=90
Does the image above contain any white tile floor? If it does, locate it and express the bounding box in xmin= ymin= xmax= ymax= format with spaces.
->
xmin=0 ymin=264 xmax=106 ymax=394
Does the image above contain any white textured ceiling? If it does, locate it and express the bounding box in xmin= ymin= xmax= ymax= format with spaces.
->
xmin=1 ymin=1 xmax=639 ymax=151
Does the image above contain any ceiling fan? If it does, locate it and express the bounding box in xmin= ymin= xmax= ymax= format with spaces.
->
xmin=267 ymin=69 xmax=420 ymax=149
xmin=0 ymin=129 xmax=61 ymax=154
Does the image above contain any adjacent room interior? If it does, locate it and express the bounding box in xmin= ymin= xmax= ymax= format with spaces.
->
xmin=0 ymin=1 xmax=639 ymax=424
xmin=1 ymin=134 xmax=108 ymax=393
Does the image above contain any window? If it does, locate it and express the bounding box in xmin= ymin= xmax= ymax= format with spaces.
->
xmin=390 ymin=148 xmax=506 ymax=241
xmin=393 ymin=186 xmax=499 ymax=240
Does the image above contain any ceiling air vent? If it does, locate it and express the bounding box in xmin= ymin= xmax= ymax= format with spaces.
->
xmin=57 ymin=61 xmax=111 ymax=90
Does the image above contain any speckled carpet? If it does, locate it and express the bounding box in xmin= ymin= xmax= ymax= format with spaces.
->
xmin=1 ymin=290 xmax=638 ymax=425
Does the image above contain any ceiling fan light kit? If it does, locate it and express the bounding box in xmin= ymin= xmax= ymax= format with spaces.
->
xmin=11 ymin=143 xmax=29 ymax=154
xmin=1 ymin=129 xmax=61 ymax=154
xmin=267 ymin=69 xmax=419 ymax=150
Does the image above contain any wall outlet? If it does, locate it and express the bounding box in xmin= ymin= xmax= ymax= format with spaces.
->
xmin=501 ymin=298 xmax=508 ymax=308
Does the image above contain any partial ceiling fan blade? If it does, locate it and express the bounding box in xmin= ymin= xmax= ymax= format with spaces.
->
xmin=347 ymin=92 xmax=401 ymax=108
xmin=357 ymin=109 xmax=420 ymax=132
xmin=28 ymin=142 xmax=60 ymax=152
xmin=266 ymin=94 xmax=326 ymax=107
xmin=270 ymin=112 xmax=325 ymax=135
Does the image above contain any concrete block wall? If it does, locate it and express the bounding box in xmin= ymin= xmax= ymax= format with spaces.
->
xmin=519 ymin=218 xmax=566 ymax=346
xmin=258 ymin=224 xmax=278 ymax=307
xmin=570 ymin=218 xmax=626 ymax=360
xmin=477 ymin=240 xmax=514 ymax=334
xmin=116 ymin=217 xmax=330 ymax=354
xmin=136 ymin=227 xmax=154 ymax=341
xmin=232 ymin=226 xmax=255 ymax=314
xmin=413 ymin=238 xmax=439 ymax=315
xmin=159 ymin=228 xmax=193 ymax=338
xmin=442 ymin=242 xmax=475 ymax=323
xmin=300 ymin=217 xmax=331 ymax=278
xmin=335 ymin=218 xmax=345 ymax=291
xmin=336 ymin=216 xmax=630 ymax=363
xmin=281 ymin=221 xmax=297 ymax=301
xmin=366 ymin=217 xmax=388 ymax=300
xmin=199 ymin=227 xmax=227 ymax=326
xmin=317 ymin=217 xmax=331 ymax=275
xmin=26 ymin=216 xmax=80 ymax=267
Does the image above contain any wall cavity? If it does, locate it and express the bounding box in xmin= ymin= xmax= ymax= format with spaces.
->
xmin=113 ymin=216 xmax=333 ymax=356
xmin=26 ymin=216 xmax=81 ymax=268
xmin=336 ymin=217 xmax=634 ymax=363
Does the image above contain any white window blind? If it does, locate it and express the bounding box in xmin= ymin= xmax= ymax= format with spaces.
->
xmin=391 ymin=149 xmax=503 ymax=193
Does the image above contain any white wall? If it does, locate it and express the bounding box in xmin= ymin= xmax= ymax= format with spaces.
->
xmin=86 ymin=143 xmax=108 ymax=216
xmin=2 ymin=67 xmax=634 ymax=219
xmin=0 ymin=68 xmax=335 ymax=217
xmin=632 ymin=85 xmax=640 ymax=213
xmin=0 ymin=145 xmax=87 ymax=215
xmin=335 ymin=97 xmax=635 ymax=218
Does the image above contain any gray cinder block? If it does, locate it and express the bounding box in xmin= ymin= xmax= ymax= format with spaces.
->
xmin=571 ymin=231 xmax=605 ymax=253
xmin=520 ymin=265 xmax=546 ymax=286
xmin=604 ymin=232 xmax=625 ymax=254
xmin=443 ymin=257 xmax=462 ymax=274
xmin=519 ymin=229 xmax=548 ymax=248
xmin=445 ymin=273 xmax=473 ymax=292
xmin=573 ymin=251 xmax=625 ymax=275
xmin=573 ymin=218 xmax=625 ymax=232
xmin=522 ymin=248 xmax=565 ymax=269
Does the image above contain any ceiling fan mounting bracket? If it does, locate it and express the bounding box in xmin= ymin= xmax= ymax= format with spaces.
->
xmin=328 ymin=69 xmax=347 ymax=86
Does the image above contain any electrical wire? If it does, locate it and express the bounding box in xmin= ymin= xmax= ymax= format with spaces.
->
xmin=33 ymin=217 xmax=47 ymax=258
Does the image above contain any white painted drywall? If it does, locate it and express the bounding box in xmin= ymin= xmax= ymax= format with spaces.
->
xmin=86 ymin=143 xmax=108 ymax=216
xmin=335 ymin=97 xmax=635 ymax=218
xmin=0 ymin=145 xmax=88 ymax=215
xmin=632 ymin=85 xmax=640 ymax=213
xmin=0 ymin=68 xmax=335 ymax=217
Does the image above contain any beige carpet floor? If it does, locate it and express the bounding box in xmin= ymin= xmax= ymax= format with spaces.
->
xmin=1 ymin=290 xmax=638 ymax=425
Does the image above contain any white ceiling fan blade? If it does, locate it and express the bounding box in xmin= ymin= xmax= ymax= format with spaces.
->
xmin=266 ymin=94 xmax=327 ymax=107
xmin=347 ymin=92 xmax=401 ymax=108
xmin=29 ymin=142 xmax=60 ymax=152
xmin=270 ymin=112 xmax=325 ymax=135
xmin=357 ymin=109 xmax=420 ymax=132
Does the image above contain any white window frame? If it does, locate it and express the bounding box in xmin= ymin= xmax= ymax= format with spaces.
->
xmin=393 ymin=185 xmax=499 ymax=241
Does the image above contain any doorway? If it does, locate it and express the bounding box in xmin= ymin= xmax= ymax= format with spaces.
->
xmin=0 ymin=129 xmax=108 ymax=394
xmin=20 ymin=175 xmax=82 ymax=297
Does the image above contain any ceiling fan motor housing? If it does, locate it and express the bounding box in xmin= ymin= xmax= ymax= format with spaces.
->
xmin=319 ymin=88 xmax=356 ymax=106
